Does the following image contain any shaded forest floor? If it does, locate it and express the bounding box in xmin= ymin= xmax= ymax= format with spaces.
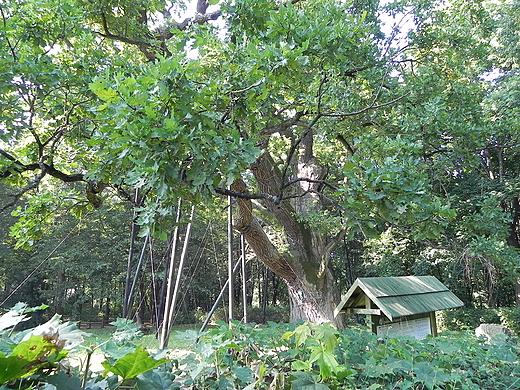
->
xmin=69 ymin=324 xmax=199 ymax=373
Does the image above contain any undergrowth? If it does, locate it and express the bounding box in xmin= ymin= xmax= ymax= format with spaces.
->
xmin=1 ymin=303 xmax=519 ymax=389
xmin=82 ymin=323 xmax=199 ymax=351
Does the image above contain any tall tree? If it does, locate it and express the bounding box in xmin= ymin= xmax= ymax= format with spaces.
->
xmin=3 ymin=0 xmax=515 ymax=324
xmin=354 ymin=0 xmax=520 ymax=308
xmin=84 ymin=0 xmax=451 ymax=325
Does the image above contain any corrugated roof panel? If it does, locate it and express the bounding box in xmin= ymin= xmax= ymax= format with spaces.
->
xmin=359 ymin=276 xmax=448 ymax=297
xmin=335 ymin=276 xmax=464 ymax=321
xmin=378 ymin=291 xmax=464 ymax=320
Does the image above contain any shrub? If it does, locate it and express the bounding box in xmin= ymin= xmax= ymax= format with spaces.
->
xmin=245 ymin=305 xmax=290 ymax=323
xmin=439 ymin=307 xmax=501 ymax=331
xmin=0 ymin=304 xmax=170 ymax=390
xmin=172 ymin=310 xmax=197 ymax=325
xmin=3 ymin=303 xmax=519 ymax=390
xmin=499 ymin=307 xmax=520 ymax=335
xmin=174 ymin=320 xmax=520 ymax=390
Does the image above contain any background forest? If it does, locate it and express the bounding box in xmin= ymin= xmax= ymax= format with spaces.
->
xmin=1 ymin=0 xmax=520 ymax=334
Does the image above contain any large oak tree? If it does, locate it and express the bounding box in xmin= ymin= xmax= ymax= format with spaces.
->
xmin=2 ymin=0 xmax=517 ymax=325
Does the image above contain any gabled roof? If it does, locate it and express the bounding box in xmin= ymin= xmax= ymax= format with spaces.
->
xmin=335 ymin=276 xmax=464 ymax=321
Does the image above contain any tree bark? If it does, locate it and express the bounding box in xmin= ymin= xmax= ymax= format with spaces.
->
xmin=506 ymin=197 xmax=520 ymax=306
xmin=230 ymin=147 xmax=344 ymax=327
xmin=55 ymin=270 xmax=65 ymax=315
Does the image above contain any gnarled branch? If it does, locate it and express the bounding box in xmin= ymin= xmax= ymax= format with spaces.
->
xmin=215 ymin=187 xmax=280 ymax=203
xmin=0 ymin=169 xmax=47 ymax=214
xmin=319 ymin=91 xmax=411 ymax=118
xmin=260 ymin=111 xmax=306 ymax=136
xmin=282 ymin=177 xmax=338 ymax=192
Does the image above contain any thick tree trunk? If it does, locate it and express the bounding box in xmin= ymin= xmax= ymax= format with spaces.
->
xmin=231 ymin=146 xmax=344 ymax=327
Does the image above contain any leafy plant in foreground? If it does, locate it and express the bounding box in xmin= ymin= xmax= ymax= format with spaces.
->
xmin=0 ymin=303 xmax=82 ymax=388
xmin=2 ymin=304 xmax=519 ymax=390
xmin=0 ymin=304 xmax=170 ymax=390
xmin=173 ymin=321 xmax=520 ymax=390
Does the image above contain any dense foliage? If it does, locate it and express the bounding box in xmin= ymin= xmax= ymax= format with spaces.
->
xmin=1 ymin=0 xmax=520 ymax=325
xmin=2 ymin=304 xmax=519 ymax=390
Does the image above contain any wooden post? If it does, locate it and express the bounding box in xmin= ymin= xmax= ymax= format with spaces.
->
xmin=429 ymin=312 xmax=438 ymax=337
xmin=159 ymin=199 xmax=182 ymax=349
xmin=123 ymin=189 xmax=140 ymax=318
xmin=365 ymin=295 xmax=377 ymax=334
xmin=125 ymin=233 xmax=150 ymax=318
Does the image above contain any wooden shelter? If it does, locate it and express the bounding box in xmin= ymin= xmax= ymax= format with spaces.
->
xmin=334 ymin=276 xmax=463 ymax=339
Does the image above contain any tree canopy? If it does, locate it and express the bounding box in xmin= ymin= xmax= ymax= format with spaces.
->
xmin=1 ymin=0 xmax=520 ymax=324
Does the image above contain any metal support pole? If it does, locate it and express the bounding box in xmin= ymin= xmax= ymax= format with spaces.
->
xmin=199 ymin=257 xmax=242 ymax=334
xmin=228 ymin=195 xmax=234 ymax=323
xmin=241 ymin=234 xmax=248 ymax=323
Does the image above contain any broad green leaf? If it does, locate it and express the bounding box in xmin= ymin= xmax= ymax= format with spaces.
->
xmin=231 ymin=365 xmax=254 ymax=383
xmin=217 ymin=375 xmax=234 ymax=390
xmin=291 ymin=359 xmax=312 ymax=371
xmin=314 ymin=324 xmax=338 ymax=352
xmin=281 ymin=330 xmax=294 ymax=341
xmin=290 ymin=372 xmax=330 ymax=390
xmin=101 ymin=346 xmax=169 ymax=380
xmin=45 ymin=371 xmax=82 ymax=390
xmin=293 ymin=323 xmax=312 ymax=347
xmin=136 ymin=370 xmax=180 ymax=390
xmin=0 ymin=335 xmax=65 ymax=384
xmin=0 ymin=354 xmax=31 ymax=384
xmin=308 ymin=349 xmax=339 ymax=380
xmin=0 ymin=310 xmax=28 ymax=332
xmin=27 ymin=314 xmax=87 ymax=350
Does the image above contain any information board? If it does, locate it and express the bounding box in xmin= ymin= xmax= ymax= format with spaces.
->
xmin=377 ymin=316 xmax=431 ymax=339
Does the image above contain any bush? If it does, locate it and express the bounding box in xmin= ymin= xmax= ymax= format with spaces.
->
xmin=244 ymin=305 xmax=290 ymax=323
xmin=439 ymin=307 xmax=502 ymax=331
xmin=172 ymin=310 xmax=197 ymax=325
xmin=0 ymin=304 xmax=170 ymax=390
xmin=174 ymin=320 xmax=520 ymax=390
xmin=499 ymin=307 xmax=520 ymax=335
xmin=3 ymin=303 xmax=520 ymax=390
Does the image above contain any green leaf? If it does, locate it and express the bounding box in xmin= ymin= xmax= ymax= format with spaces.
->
xmin=0 ymin=310 xmax=28 ymax=332
xmin=231 ymin=366 xmax=254 ymax=383
xmin=45 ymin=371 xmax=83 ymax=390
xmin=308 ymin=349 xmax=339 ymax=380
xmin=314 ymin=324 xmax=338 ymax=352
xmin=89 ymin=80 xmax=118 ymax=102
xmin=290 ymin=372 xmax=330 ymax=390
xmin=136 ymin=370 xmax=180 ymax=390
xmin=0 ymin=335 xmax=65 ymax=384
xmin=217 ymin=375 xmax=234 ymax=390
xmin=293 ymin=323 xmax=312 ymax=347
xmin=281 ymin=330 xmax=294 ymax=341
xmin=101 ymin=346 xmax=169 ymax=380
xmin=0 ymin=354 xmax=32 ymax=384
xmin=291 ymin=359 xmax=312 ymax=371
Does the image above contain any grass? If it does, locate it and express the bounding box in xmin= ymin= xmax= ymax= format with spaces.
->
xmin=81 ymin=323 xmax=201 ymax=351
